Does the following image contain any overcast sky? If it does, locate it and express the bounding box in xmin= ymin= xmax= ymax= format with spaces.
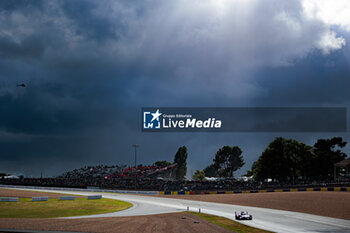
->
xmin=0 ymin=0 xmax=350 ymax=177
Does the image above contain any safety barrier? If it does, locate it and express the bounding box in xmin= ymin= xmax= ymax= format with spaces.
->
xmin=0 ymin=197 xmax=18 ymax=202
xmin=0 ymin=184 xmax=159 ymax=195
xmin=158 ymin=187 xmax=350 ymax=195
xmin=32 ymin=196 xmax=49 ymax=201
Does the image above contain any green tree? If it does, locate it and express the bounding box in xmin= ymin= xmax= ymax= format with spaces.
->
xmin=203 ymin=164 xmax=217 ymax=177
xmin=252 ymin=137 xmax=312 ymax=181
xmin=173 ymin=146 xmax=188 ymax=180
xmin=243 ymin=169 xmax=254 ymax=177
xmin=312 ymin=137 xmax=347 ymax=179
xmin=192 ymin=170 xmax=206 ymax=181
xmin=153 ymin=160 xmax=172 ymax=167
xmin=213 ymin=146 xmax=245 ymax=177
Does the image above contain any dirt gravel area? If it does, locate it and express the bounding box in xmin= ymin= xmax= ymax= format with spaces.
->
xmin=0 ymin=212 xmax=233 ymax=233
xmin=158 ymin=191 xmax=350 ymax=220
xmin=0 ymin=188 xmax=83 ymax=199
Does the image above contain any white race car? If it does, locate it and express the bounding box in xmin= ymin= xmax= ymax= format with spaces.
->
xmin=235 ymin=211 xmax=252 ymax=220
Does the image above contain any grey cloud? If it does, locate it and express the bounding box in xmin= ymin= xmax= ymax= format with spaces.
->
xmin=0 ymin=0 xmax=349 ymax=177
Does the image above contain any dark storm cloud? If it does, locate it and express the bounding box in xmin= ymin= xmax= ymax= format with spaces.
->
xmin=0 ymin=0 xmax=349 ymax=177
xmin=0 ymin=79 xmax=134 ymax=135
xmin=0 ymin=0 xmax=44 ymax=11
xmin=60 ymin=0 xmax=119 ymax=42
xmin=0 ymin=36 xmax=45 ymax=59
xmin=254 ymin=46 xmax=350 ymax=106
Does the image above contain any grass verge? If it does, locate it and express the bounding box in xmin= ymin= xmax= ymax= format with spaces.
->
xmin=0 ymin=198 xmax=132 ymax=218
xmin=191 ymin=212 xmax=272 ymax=233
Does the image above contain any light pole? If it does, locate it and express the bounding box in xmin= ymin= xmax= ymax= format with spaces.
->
xmin=132 ymin=144 xmax=139 ymax=189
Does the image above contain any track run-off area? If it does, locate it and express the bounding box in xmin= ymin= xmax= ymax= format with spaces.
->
xmin=3 ymin=187 xmax=349 ymax=233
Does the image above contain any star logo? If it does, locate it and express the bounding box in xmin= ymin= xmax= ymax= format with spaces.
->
xmin=143 ymin=109 xmax=162 ymax=129
xmin=151 ymin=109 xmax=162 ymax=122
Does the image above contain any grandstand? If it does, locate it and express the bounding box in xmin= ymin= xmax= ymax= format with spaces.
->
xmin=59 ymin=165 xmax=127 ymax=179
xmin=59 ymin=164 xmax=177 ymax=180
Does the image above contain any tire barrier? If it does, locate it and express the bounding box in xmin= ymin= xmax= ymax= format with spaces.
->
xmin=1 ymin=184 xmax=349 ymax=196
xmin=59 ymin=196 xmax=75 ymax=200
xmin=32 ymin=196 xmax=49 ymax=201
xmin=87 ymin=195 xmax=102 ymax=200
xmin=0 ymin=197 xmax=18 ymax=202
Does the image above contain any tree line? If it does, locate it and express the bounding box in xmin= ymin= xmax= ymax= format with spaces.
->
xmin=246 ymin=137 xmax=347 ymax=181
xmin=155 ymin=145 xmax=245 ymax=181
xmin=154 ymin=137 xmax=347 ymax=181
